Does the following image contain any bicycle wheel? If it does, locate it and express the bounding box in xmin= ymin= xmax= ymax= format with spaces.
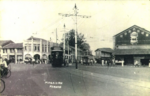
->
xmin=0 ymin=79 xmax=5 ymax=93
xmin=4 ymin=69 xmax=11 ymax=78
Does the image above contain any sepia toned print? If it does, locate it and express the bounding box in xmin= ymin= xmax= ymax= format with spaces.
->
xmin=0 ymin=0 xmax=150 ymax=96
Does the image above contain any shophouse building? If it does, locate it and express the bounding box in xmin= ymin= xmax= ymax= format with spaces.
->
xmin=113 ymin=25 xmax=150 ymax=67
xmin=0 ymin=40 xmax=14 ymax=57
xmin=2 ymin=43 xmax=23 ymax=63
xmin=23 ymin=36 xmax=57 ymax=64
xmin=95 ymin=48 xmax=113 ymax=65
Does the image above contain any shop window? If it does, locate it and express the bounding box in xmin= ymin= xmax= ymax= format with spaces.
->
xmin=3 ymin=49 xmax=7 ymax=53
xmin=120 ymin=35 xmax=123 ymax=38
xmin=128 ymin=30 xmax=131 ymax=33
xmin=42 ymin=44 xmax=44 ymax=52
xmin=130 ymin=32 xmax=138 ymax=44
xmin=141 ymin=32 xmax=144 ymax=35
xmin=38 ymin=46 xmax=40 ymax=51
xmin=146 ymin=34 xmax=149 ymax=37
xmin=28 ymin=44 xmax=31 ymax=51
xmin=17 ymin=49 xmax=22 ymax=53
xmin=45 ymin=46 xmax=47 ymax=52
xmin=133 ymin=28 xmax=136 ymax=30
xmin=124 ymin=32 xmax=127 ymax=35
xmin=3 ymin=49 xmax=5 ymax=53
xmin=10 ymin=49 xmax=15 ymax=53
xmin=137 ymin=30 xmax=140 ymax=33
xmin=34 ymin=45 xmax=36 ymax=51
xmin=17 ymin=55 xmax=23 ymax=61
xmin=24 ymin=46 xmax=27 ymax=51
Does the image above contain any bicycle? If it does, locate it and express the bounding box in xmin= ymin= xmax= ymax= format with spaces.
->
xmin=0 ymin=79 xmax=5 ymax=93
xmin=0 ymin=66 xmax=11 ymax=78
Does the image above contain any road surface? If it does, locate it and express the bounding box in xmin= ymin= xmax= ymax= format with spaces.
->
xmin=1 ymin=64 xmax=150 ymax=96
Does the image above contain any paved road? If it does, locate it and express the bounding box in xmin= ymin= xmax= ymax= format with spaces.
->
xmin=79 ymin=64 xmax=150 ymax=82
xmin=1 ymin=63 xmax=150 ymax=96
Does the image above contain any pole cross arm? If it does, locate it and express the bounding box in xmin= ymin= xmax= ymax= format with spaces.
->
xmin=58 ymin=13 xmax=75 ymax=17
xmin=77 ymin=15 xmax=91 ymax=18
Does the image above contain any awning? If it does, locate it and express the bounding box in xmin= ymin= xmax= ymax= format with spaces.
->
xmin=25 ymin=54 xmax=32 ymax=58
xmin=114 ymin=49 xmax=150 ymax=55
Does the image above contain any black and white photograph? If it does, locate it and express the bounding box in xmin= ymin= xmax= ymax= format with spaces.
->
xmin=0 ymin=0 xmax=150 ymax=96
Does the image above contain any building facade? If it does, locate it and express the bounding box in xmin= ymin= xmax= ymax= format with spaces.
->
xmin=1 ymin=43 xmax=23 ymax=63
xmin=0 ymin=40 xmax=14 ymax=57
xmin=114 ymin=25 xmax=150 ymax=66
xmin=95 ymin=48 xmax=113 ymax=64
xmin=60 ymin=45 xmax=84 ymax=63
xmin=23 ymin=36 xmax=57 ymax=64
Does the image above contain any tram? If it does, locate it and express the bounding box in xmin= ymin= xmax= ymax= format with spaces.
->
xmin=51 ymin=46 xmax=63 ymax=67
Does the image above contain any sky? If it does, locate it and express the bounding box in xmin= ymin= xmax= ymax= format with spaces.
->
xmin=0 ymin=0 xmax=150 ymax=55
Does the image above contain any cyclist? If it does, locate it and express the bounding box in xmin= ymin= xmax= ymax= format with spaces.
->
xmin=0 ymin=57 xmax=8 ymax=71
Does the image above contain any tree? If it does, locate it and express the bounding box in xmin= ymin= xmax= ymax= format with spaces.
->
xmin=61 ymin=29 xmax=91 ymax=53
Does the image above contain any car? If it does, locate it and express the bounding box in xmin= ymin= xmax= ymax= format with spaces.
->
xmin=24 ymin=58 xmax=32 ymax=64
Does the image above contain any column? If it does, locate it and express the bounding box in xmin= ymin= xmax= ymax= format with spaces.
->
xmin=122 ymin=60 xmax=124 ymax=67
xmin=102 ymin=60 xmax=104 ymax=65
xmin=31 ymin=38 xmax=33 ymax=58
xmin=23 ymin=41 xmax=25 ymax=62
xmin=46 ymin=41 xmax=48 ymax=64
xmin=15 ymin=49 xmax=17 ymax=64
xmin=40 ymin=39 xmax=42 ymax=63
xmin=7 ymin=49 xmax=10 ymax=60
xmin=149 ymin=60 xmax=150 ymax=67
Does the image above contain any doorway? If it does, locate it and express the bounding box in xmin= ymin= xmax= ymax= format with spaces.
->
xmin=141 ymin=59 xmax=149 ymax=66
xmin=124 ymin=55 xmax=134 ymax=65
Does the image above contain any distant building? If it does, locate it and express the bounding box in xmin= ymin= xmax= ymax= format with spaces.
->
xmin=0 ymin=40 xmax=14 ymax=58
xmin=113 ymin=25 xmax=150 ymax=66
xmin=95 ymin=48 xmax=113 ymax=64
xmin=69 ymin=46 xmax=84 ymax=62
xmin=23 ymin=36 xmax=57 ymax=64
xmin=59 ymin=45 xmax=84 ymax=63
xmin=2 ymin=43 xmax=23 ymax=63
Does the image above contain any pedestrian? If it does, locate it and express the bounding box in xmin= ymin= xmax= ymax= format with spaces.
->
xmin=107 ymin=60 xmax=109 ymax=67
xmin=81 ymin=59 xmax=83 ymax=65
xmin=0 ymin=57 xmax=8 ymax=72
xmin=112 ymin=59 xmax=115 ymax=66
xmin=91 ymin=59 xmax=93 ymax=65
xmin=122 ymin=60 xmax=124 ymax=67
xmin=64 ymin=58 xmax=66 ymax=67
xmin=32 ymin=58 xmax=35 ymax=66
xmin=134 ymin=60 xmax=139 ymax=67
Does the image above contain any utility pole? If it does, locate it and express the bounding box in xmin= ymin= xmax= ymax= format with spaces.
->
xmin=59 ymin=4 xmax=91 ymax=69
xmin=67 ymin=33 xmax=70 ymax=62
xmin=56 ymin=28 xmax=57 ymax=46
xmin=63 ymin=24 xmax=66 ymax=66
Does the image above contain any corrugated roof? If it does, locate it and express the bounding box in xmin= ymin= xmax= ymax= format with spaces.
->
xmin=3 ymin=43 xmax=23 ymax=49
xmin=95 ymin=48 xmax=113 ymax=53
xmin=0 ymin=40 xmax=14 ymax=46
xmin=114 ymin=49 xmax=150 ymax=55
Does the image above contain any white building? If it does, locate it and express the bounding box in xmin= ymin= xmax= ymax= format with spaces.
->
xmin=23 ymin=36 xmax=57 ymax=64
xmin=2 ymin=43 xmax=23 ymax=63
